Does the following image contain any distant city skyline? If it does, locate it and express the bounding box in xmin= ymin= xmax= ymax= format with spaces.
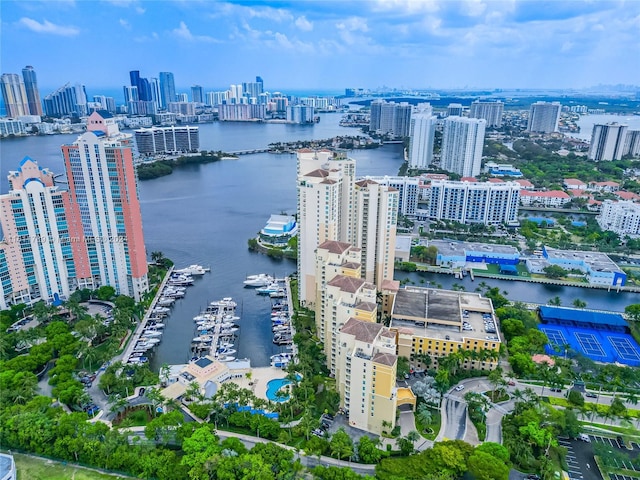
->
xmin=2 ymin=0 xmax=639 ymax=92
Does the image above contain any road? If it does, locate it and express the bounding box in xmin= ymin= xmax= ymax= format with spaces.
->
xmin=437 ymin=393 xmax=468 ymax=442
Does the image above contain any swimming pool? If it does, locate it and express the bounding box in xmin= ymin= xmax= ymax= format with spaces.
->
xmin=266 ymin=378 xmax=293 ymax=402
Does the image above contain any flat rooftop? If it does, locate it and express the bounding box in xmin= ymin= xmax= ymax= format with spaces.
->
xmin=544 ymin=246 xmax=623 ymax=274
xmin=430 ymin=239 xmax=519 ymax=257
xmin=391 ymin=287 xmax=498 ymax=342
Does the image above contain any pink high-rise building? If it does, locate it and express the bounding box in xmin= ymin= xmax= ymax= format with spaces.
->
xmin=62 ymin=110 xmax=148 ymax=301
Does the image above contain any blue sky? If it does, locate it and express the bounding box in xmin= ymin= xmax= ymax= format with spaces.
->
xmin=1 ymin=0 xmax=639 ymax=95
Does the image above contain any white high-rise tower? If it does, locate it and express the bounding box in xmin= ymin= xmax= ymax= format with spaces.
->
xmin=440 ymin=117 xmax=486 ymax=177
xmin=408 ymin=104 xmax=437 ymax=170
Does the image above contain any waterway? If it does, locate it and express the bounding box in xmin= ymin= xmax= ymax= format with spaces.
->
xmin=571 ymin=113 xmax=640 ymax=142
xmin=394 ymin=271 xmax=634 ymax=313
xmin=0 ymin=114 xmax=636 ymax=370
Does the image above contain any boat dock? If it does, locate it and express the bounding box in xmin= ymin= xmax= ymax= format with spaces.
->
xmin=122 ymin=265 xmax=209 ymax=365
xmin=122 ymin=266 xmax=174 ymax=364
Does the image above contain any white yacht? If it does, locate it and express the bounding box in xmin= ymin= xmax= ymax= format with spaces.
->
xmin=174 ymin=264 xmax=210 ymax=275
xmin=243 ymin=274 xmax=273 ymax=287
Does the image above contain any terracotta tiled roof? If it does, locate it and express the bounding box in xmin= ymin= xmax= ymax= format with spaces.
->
xmin=305 ymin=168 xmax=329 ymax=178
xmin=340 ymin=317 xmax=382 ymax=343
xmin=355 ymin=301 xmax=377 ymax=312
xmin=318 ymin=240 xmax=352 ymax=254
xmin=327 ymin=275 xmax=366 ymax=293
xmin=373 ymin=352 xmax=397 ymax=366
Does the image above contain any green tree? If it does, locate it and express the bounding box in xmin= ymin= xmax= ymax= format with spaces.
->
xmin=357 ymin=436 xmax=382 ymax=464
xmin=467 ymin=450 xmax=510 ymax=480
xmin=624 ymin=304 xmax=640 ymax=322
xmin=475 ymin=442 xmax=510 ymax=462
xmin=567 ymin=390 xmax=585 ymax=407
xmin=329 ymin=428 xmax=354 ymax=460
xmin=572 ymin=298 xmax=587 ymax=308
xmin=542 ymin=265 xmax=567 ymax=279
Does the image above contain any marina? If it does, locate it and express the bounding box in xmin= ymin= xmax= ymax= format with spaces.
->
xmin=187 ymin=275 xmax=296 ymax=369
xmin=121 ymin=265 xmax=209 ymax=365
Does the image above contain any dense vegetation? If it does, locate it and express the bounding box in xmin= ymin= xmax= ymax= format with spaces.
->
xmin=137 ymin=151 xmax=226 ymax=180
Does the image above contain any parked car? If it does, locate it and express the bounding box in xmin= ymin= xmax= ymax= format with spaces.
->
xmin=454 ymin=385 xmax=465 ymax=392
xmin=579 ymin=433 xmax=591 ymax=442
xmin=585 ymin=392 xmax=597 ymax=398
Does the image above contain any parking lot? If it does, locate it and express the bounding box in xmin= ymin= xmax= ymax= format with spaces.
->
xmin=589 ymin=435 xmax=639 ymax=473
xmin=558 ymin=438 xmax=587 ymax=480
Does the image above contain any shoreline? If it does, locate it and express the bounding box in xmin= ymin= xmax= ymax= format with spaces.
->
xmin=403 ymin=263 xmax=640 ymax=293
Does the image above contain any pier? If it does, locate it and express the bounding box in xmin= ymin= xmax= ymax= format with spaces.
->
xmin=122 ymin=266 xmax=174 ymax=363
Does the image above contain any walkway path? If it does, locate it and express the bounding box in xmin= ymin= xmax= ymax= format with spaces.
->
xmin=121 ymin=426 xmax=377 ymax=474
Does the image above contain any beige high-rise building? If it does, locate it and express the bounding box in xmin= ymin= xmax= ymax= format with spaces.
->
xmin=315 ymin=240 xmax=362 ymax=352
xmin=297 ymin=149 xmax=397 ymax=306
xmin=319 ymin=271 xmax=377 ymax=375
xmin=337 ymin=318 xmax=400 ymax=434
xmin=297 ymin=149 xmax=355 ymax=306
xmin=353 ymin=179 xmax=398 ymax=288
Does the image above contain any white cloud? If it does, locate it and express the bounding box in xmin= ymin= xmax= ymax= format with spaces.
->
xmin=373 ymin=0 xmax=440 ymax=14
xmin=336 ymin=17 xmax=369 ymax=32
xmin=172 ymin=21 xmax=219 ymax=43
xmin=18 ymin=17 xmax=79 ymax=36
xmin=119 ymin=18 xmax=131 ymax=30
xmin=295 ymin=16 xmax=313 ymax=31
xmin=246 ymin=6 xmax=292 ymax=22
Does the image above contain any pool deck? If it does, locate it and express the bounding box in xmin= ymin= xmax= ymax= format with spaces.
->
xmin=229 ymin=366 xmax=289 ymax=401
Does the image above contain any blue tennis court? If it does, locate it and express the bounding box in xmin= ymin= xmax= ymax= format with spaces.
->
xmin=539 ymin=324 xmax=640 ymax=366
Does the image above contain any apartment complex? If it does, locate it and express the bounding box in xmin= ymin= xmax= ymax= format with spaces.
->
xmin=588 ymin=123 xmax=628 ymax=161
xmin=420 ymin=179 xmax=520 ymax=225
xmin=389 ymin=287 xmax=501 ymax=372
xmin=61 ymin=110 xmax=149 ymax=301
xmin=134 ymin=125 xmax=200 ymax=155
xmin=624 ymin=130 xmax=640 ymax=157
xmin=469 ymin=100 xmax=504 ymax=128
xmin=0 ymin=73 xmax=29 ymax=118
xmin=360 ymin=176 xmax=420 ymax=217
xmin=297 ymin=149 xmax=397 ymax=306
xmin=369 ymin=100 xmax=412 ymax=137
xmin=314 ymin=245 xmax=374 ymax=375
xmin=440 ymin=117 xmax=486 ymax=177
xmin=527 ymin=101 xmax=561 ymax=133
xmin=597 ymin=200 xmax=640 ymax=238
xmin=0 ymin=158 xmax=88 ymax=309
xmin=336 ymin=318 xmax=399 ymax=434
xmin=408 ymin=104 xmax=437 ymax=170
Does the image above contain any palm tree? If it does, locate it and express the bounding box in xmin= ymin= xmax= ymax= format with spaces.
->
xmin=548 ymin=296 xmax=562 ymax=306
xmin=151 ymin=251 xmax=165 ymax=265
xmin=416 ymin=403 xmax=433 ymax=427
xmin=572 ymin=298 xmax=587 ymax=309
xmin=159 ymin=363 xmax=171 ymax=387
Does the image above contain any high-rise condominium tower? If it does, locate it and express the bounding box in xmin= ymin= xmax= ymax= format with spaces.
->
xmin=588 ymin=123 xmax=628 ymax=161
xmin=0 ymin=158 xmax=89 ymax=309
xmin=159 ymin=72 xmax=176 ymax=109
xmin=191 ymin=85 xmax=204 ymax=104
xmin=62 ymin=111 xmax=148 ymax=300
xmin=408 ymin=104 xmax=437 ymax=170
xmin=440 ymin=117 xmax=486 ymax=177
xmin=527 ymin=101 xmax=561 ymax=133
xmin=470 ymin=100 xmax=503 ymax=128
xmin=296 ymin=149 xmax=398 ymax=306
xmin=21 ymin=66 xmax=43 ymax=116
xmin=0 ymin=73 xmax=29 ymax=118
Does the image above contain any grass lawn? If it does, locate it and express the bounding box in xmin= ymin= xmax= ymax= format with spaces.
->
xmin=13 ymin=453 xmax=132 ymax=479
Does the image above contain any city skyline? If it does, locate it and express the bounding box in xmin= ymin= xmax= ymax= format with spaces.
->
xmin=2 ymin=0 xmax=639 ymax=92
